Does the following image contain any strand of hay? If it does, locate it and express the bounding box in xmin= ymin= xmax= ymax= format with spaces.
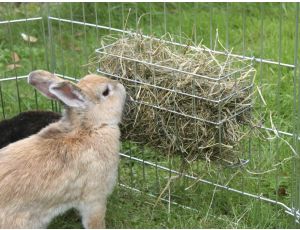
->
xmin=93 ymin=33 xmax=256 ymax=164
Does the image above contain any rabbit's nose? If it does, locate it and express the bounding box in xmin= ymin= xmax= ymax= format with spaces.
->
xmin=116 ymin=82 xmax=126 ymax=95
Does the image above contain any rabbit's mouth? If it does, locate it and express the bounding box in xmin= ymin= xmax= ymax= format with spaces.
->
xmin=126 ymin=95 xmax=133 ymax=104
xmin=122 ymin=95 xmax=134 ymax=117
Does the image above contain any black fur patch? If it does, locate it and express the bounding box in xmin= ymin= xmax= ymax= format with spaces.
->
xmin=0 ymin=111 xmax=61 ymax=149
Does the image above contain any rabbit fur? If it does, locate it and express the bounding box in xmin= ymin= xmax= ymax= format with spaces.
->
xmin=0 ymin=110 xmax=61 ymax=149
xmin=0 ymin=70 xmax=126 ymax=229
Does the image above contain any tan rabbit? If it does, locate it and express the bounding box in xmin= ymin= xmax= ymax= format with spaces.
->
xmin=0 ymin=70 xmax=126 ymax=229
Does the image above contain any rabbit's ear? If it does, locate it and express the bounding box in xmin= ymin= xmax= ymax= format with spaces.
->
xmin=49 ymin=81 xmax=86 ymax=108
xmin=28 ymin=70 xmax=63 ymax=100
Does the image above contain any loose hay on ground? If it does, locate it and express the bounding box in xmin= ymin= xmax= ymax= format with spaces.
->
xmin=93 ymin=33 xmax=256 ymax=164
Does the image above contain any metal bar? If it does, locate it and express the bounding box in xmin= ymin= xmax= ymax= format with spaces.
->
xmin=292 ymin=2 xmax=300 ymax=225
xmin=6 ymin=5 xmax=21 ymax=114
xmin=135 ymin=2 xmax=138 ymax=32
xmin=80 ymin=3 xmax=88 ymax=73
xmin=94 ymin=2 xmax=99 ymax=43
xmin=244 ymin=3 xmax=253 ymax=164
xmin=225 ymin=3 xmax=229 ymax=49
xmin=119 ymin=151 xmax=300 ymax=220
xmin=257 ymin=5 xmax=264 ymax=218
xmin=107 ymin=2 xmax=112 ymax=34
xmin=242 ymin=5 xmax=246 ymax=57
xmin=47 ymin=12 xmax=56 ymax=73
xmin=45 ymin=3 xmax=56 ymax=112
xmin=0 ymin=17 xmax=42 ymax=24
xmin=41 ymin=4 xmax=54 ymax=111
xmin=48 ymin=17 xmax=295 ymax=69
xmin=57 ymin=6 xmax=66 ymax=76
xmin=193 ymin=2 xmax=198 ymax=43
xmin=122 ymin=3 xmax=125 ymax=30
xmin=179 ymin=3 xmax=182 ymax=43
xmin=24 ymin=4 xmax=38 ymax=110
xmin=69 ymin=3 xmax=77 ymax=79
xmin=119 ymin=183 xmax=199 ymax=212
xmin=209 ymin=4 xmax=213 ymax=49
xmin=163 ymin=2 xmax=167 ymax=34
xmin=274 ymin=2 xmax=283 ymax=205
xmin=0 ymin=82 xmax=5 ymax=119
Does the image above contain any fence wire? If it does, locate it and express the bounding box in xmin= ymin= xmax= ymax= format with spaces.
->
xmin=0 ymin=2 xmax=299 ymax=227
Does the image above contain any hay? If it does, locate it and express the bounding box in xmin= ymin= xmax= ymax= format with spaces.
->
xmin=94 ymin=33 xmax=256 ymax=164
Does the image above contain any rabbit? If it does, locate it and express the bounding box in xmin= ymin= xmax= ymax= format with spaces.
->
xmin=0 ymin=70 xmax=127 ymax=229
xmin=0 ymin=110 xmax=61 ymax=149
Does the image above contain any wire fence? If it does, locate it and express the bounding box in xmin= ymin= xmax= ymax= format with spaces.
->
xmin=0 ymin=2 xmax=299 ymax=227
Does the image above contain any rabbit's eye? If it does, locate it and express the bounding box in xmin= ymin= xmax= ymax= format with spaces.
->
xmin=102 ymin=87 xmax=110 ymax=97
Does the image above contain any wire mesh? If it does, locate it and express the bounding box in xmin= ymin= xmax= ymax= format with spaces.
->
xmin=0 ymin=2 xmax=299 ymax=227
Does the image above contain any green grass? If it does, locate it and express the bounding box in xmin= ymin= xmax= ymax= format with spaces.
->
xmin=0 ymin=2 xmax=300 ymax=229
xmin=47 ymin=186 xmax=294 ymax=229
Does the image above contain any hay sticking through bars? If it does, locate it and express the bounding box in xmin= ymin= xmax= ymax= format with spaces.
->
xmin=94 ymin=33 xmax=255 ymax=164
